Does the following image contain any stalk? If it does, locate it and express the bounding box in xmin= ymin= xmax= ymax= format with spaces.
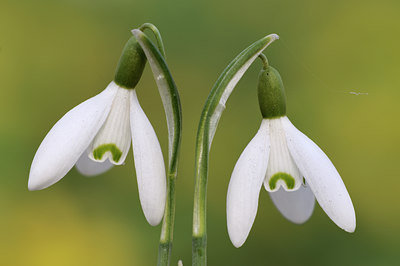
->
xmin=133 ymin=26 xmax=182 ymax=266
xmin=192 ymin=34 xmax=279 ymax=266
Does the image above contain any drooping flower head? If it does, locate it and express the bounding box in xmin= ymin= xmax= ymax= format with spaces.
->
xmin=28 ymin=28 xmax=180 ymax=227
xmin=227 ymin=60 xmax=356 ymax=247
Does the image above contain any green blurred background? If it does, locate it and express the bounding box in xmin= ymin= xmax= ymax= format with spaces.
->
xmin=1 ymin=0 xmax=399 ymax=265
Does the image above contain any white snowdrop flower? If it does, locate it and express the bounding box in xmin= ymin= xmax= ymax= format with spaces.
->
xmin=227 ymin=65 xmax=356 ymax=247
xmin=29 ymin=36 xmax=166 ymax=226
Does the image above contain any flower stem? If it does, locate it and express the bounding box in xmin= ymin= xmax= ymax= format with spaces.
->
xmin=258 ymin=53 xmax=269 ymax=69
xmin=132 ymin=27 xmax=182 ymax=266
xmin=158 ymin=172 xmax=177 ymax=266
xmin=192 ymin=129 xmax=208 ymax=265
xmin=139 ymin=23 xmax=166 ymax=58
xmin=192 ymin=34 xmax=279 ymax=266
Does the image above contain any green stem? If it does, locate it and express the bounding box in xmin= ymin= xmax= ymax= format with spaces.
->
xmin=192 ymin=34 xmax=279 ymax=266
xmin=139 ymin=23 xmax=166 ymax=58
xmin=132 ymin=28 xmax=182 ymax=266
xmin=158 ymin=172 xmax=177 ymax=266
xmin=258 ymin=53 xmax=269 ymax=69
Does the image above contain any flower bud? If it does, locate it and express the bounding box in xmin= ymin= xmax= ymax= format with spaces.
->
xmin=257 ymin=66 xmax=286 ymax=118
xmin=114 ymin=36 xmax=147 ymax=89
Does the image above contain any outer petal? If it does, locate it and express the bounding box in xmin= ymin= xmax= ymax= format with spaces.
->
xmin=75 ymin=148 xmax=114 ymax=176
xmin=130 ymin=90 xmax=166 ymax=226
xmin=269 ymin=184 xmax=315 ymax=224
xmin=281 ymin=117 xmax=356 ymax=232
xmin=227 ymin=120 xmax=270 ymax=248
xmin=28 ymin=82 xmax=118 ymax=190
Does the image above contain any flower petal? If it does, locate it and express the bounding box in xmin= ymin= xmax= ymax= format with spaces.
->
xmin=264 ymin=118 xmax=302 ymax=192
xmin=130 ymin=90 xmax=166 ymax=226
xmin=28 ymin=82 xmax=118 ymax=190
xmin=75 ymin=148 xmax=114 ymax=176
xmin=227 ymin=120 xmax=270 ymax=248
xmin=269 ymin=184 xmax=315 ymax=224
xmin=281 ymin=116 xmax=356 ymax=232
xmin=89 ymin=86 xmax=132 ymax=165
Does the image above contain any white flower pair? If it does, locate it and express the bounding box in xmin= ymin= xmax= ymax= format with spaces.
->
xmin=29 ymin=29 xmax=355 ymax=249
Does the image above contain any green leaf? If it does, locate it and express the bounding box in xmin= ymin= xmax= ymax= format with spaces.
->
xmin=131 ymin=29 xmax=182 ymax=175
xmin=200 ymin=33 xmax=279 ymax=152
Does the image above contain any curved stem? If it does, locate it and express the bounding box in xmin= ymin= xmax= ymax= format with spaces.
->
xmin=258 ymin=53 xmax=269 ymax=69
xmin=192 ymin=34 xmax=279 ymax=266
xmin=139 ymin=23 xmax=166 ymax=58
xmin=132 ymin=28 xmax=182 ymax=266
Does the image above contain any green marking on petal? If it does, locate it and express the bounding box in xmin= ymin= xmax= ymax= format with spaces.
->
xmin=93 ymin=144 xmax=122 ymax=163
xmin=269 ymin=172 xmax=295 ymax=190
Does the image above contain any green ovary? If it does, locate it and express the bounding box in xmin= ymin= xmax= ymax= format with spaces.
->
xmin=269 ymin=172 xmax=296 ymax=190
xmin=92 ymin=144 xmax=122 ymax=163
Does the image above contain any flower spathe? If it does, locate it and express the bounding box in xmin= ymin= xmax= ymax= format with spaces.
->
xmin=28 ymin=36 xmax=167 ymax=226
xmin=226 ymin=64 xmax=356 ymax=248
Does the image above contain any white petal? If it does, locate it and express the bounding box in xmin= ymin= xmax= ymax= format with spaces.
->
xmin=28 ymin=82 xmax=118 ymax=190
xmin=264 ymin=118 xmax=302 ymax=192
xmin=282 ymin=116 xmax=356 ymax=232
xmin=269 ymin=184 xmax=315 ymax=224
xmin=89 ymin=86 xmax=132 ymax=165
xmin=227 ymin=120 xmax=270 ymax=248
xmin=75 ymin=148 xmax=114 ymax=176
xmin=130 ymin=90 xmax=166 ymax=226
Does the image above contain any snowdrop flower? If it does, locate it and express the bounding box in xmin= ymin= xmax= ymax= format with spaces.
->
xmin=29 ymin=36 xmax=166 ymax=226
xmin=227 ymin=64 xmax=356 ymax=247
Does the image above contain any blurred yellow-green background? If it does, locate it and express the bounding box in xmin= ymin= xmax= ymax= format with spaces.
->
xmin=1 ymin=0 xmax=399 ymax=265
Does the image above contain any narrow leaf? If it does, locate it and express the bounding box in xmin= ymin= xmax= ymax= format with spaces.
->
xmin=131 ymin=29 xmax=182 ymax=174
xmin=200 ymin=34 xmax=279 ymax=151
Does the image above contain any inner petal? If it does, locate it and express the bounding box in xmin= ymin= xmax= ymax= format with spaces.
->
xmin=264 ymin=117 xmax=302 ymax=192
xmin=88 ymin=86 xmax=131 ymax=165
